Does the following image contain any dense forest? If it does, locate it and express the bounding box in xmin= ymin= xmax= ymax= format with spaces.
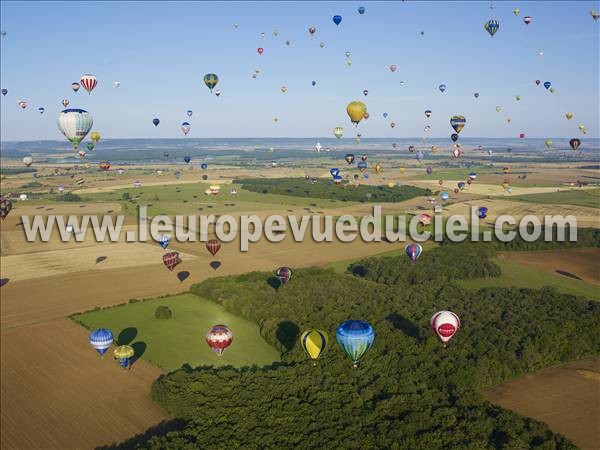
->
xmin=109 ymin=239 xmax=600 ymax=450
xmin=237 ymin=177 xmax=431 ymax=203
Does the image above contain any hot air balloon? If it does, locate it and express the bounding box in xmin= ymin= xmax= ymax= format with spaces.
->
xmin=152 ymin=118 xmax=160 ymax=126
xmin=363 ymin=89 xmax=368 ymax=96
xmin=438 ymin=84 xmax=446 ymax=93
xmin=276 ymin=266 xmax=292 ymax=284
xmin=78 ymin=150 xmax=86 ymax=158
xmin=426 ymin=166 xmax=433 ymax=175
xmin=0 ymin=196 xmax=13 ymax=220
xmin=99 ymin=161 xmax=110 ymax=171
xmin=22 ymin=156 xmax=33 ymax=167
xmin=591 ymin=10 xmax=600 ymax=21
xmin=71 ymin=82 xmax=80 ymax=92
xmin=308 ymin=26 xmax=316 ymax=35
xmin=513 ymin=8 xmax=520 ymax=16
xmin=474 ymin=92 xmax=479 ymax=98
xmin=90 ymin=131 xmax=101 ymax=144
xmin=523 ymin=16 xmax=532 ymax=25
xmin=516 ymin=95 xmax=521 ymax=101
xmin=158 ymin=234 xmax=171 ymax=249
xmin=374 ymin=163 xmax=382 ymax=174
xmin=18 ymin=100 xmax=27 ymax=109
xmin=452 ymin=147 xmax=461 ymax=158
xmin=332 ymin=15 xmax=342 ymax=25
xmin=206 ymin=325 xmax=233 ymax=355
xmin=89 ymin=329 xmax=113 ymax=357
xmin=419 ymin=214 xmax=432 ymax=226
xmin=336 ymin=320 xmax=374 ymax=367
xmin=181 ymin=122 xmax=191 ymax=136
xmin=569 ymin=138 xmax=581 ymax=151
xmin=200 ymin=162 xmax=208 ymax=170
xmin=543 ymin=81 xmax=551 ymax=90
xmin=565 ymin=112 xmax=573 ymax=120
xmin=390 ymin=122 xmax=396 ymax=128
xmin=405 ymin=243 xmax=422 ymax=262
xmin=1 ymin=88 xmax=7 ymax=96
xmin=451 ymin=133 xmax=459 ymax=143
xmin=458 ymin=181 xmax=466 ymax=190
xmin=440 ymin=192 xmax=449 ymax=201
xmin=424 ymin=110 xmax=432 ymax=118
xmin=204 ymin=73 xmax=219 ymax=92
xmin=80 ymin=74 xmax=97 ymax=94
xmin=496 ymin=106 xmax=501 ymax=112
xmin=519 ymin=133 xmax=525 ymax=139
xmin=424 ymin=125 xmax=431 ymax=133
xmin=187 ymin=110 xmax=193 ymax=117
xmin=163 ymin=252 xmax=181 ymax=271
xmin=206 ymin=239 xmax=221 ymax=256
xmin=430 ymin=311 xmax=460 ymax=346
xmin=450 ymin=115 xmax=466 ymax=134
xmin=389 ymin=64 xmax=397 ymax=72
xmin=346 ymin=101 xmax=367 ymax=125
xmin=416 ymin=151 xmax=424 ymax=162
xmin=113 ymin=345 xmax=134 ymax=369
xmin=300 ymin=329 xmax=328 ymax=365
xmin=484 ymin=19 xmax=499 ymax=36
xmin=330 ymin=168 xmax=340 ymax=178
xmin=358 ymin=6 xmax=366 ymax=14
xmin=280 ymin=86 xmax=287 ymax=93
xmin=431 ymin=145 xmax=438 ymax=153
xmin=312 ymin=80 xmax=317 ymax=86
xmin=357 ymin=161 xmax=367 ymax=172
xmin=257 ymin=47 xmax=264 ymax=55
xmin=38 ymin=107 xmax=45 ymax=114
xmin=578 ymin=124 xmax=587 ymax=134
xmin=57 ymin=109 xmax=93 ymax=150
xmin=477 ymin=207 xmax=488 ymax=219
xmin=345 ymin=154 xmax=355 ymax=164
xmin=544 ymin=139 xmax=553 ymax=149
xmin=319 ymin=42 xmax=325 ymax=48
xmin=183 ymin=156 xmax=191 ymax=163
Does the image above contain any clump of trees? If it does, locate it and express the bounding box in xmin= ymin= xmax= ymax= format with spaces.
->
xmin=154 ymin=305 xmax=172 ymax=320
xmin=236 ymin=178 xmax=431 ymax=203
xmin=117 ymin=239 xmax=600 ymax=449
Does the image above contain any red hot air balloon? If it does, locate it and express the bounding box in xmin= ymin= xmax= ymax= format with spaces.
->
xmin=206 ymin=239 xmax=221 ymax=256
xmin=257 ymin=47 xmax=264 ymax=55
xmin=163 ymin=252 xmax=181 ymax=271
xmin=80 ymin=74 xmax=97 ymax=94
xmin=430 ymin=311 xmax=460 ymax=347
xmin=206 ymin=325 xmax=233 ymax=355
xmin=98 ymin=161 xmax=111 ymax=171
xmin=276 ymin=266 xmax=292 ymax=284
xmin=519 ymin=133 xmax=525 ymax=139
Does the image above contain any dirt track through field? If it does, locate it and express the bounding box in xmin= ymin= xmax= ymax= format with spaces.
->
xmin=486 ymin=358 xmax=600 ymax=450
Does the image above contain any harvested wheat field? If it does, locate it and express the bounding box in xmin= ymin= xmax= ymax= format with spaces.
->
xmin=486 ymin=358 xmax=600 ymax=450
xmin=0 ymin=319 xmax=168 ymax=450
xmin=499 ymin=248 xmax=600 ymax=285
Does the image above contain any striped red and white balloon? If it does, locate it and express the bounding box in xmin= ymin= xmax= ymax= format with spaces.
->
xmin=80 ymin=74 xmax=97 ymax=94
xmin=206 ymin=239 xmax=221 ymax=256
xmin=206 ymin=325 xmax=233 ymax=356
xmin=430 ymin=311 xmax=460 ymax=346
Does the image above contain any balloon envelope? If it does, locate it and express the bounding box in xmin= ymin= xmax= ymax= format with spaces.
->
xmin=336 ymin=320 xmax=374 ymax=366
xmin=57 ymin=109 xmax=93 ymax=150
xmin=300 ymin=329 xmax=328 ymax=363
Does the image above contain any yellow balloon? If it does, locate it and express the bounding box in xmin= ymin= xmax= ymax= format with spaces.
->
xmin=565 ymin=112 xmax=573 ymax=120
xmin=281 ymin=86 xmax=287 ymax=93
xmin=387 ymin=182 xmax=395 ymax=188
xmin=346 ymin=101 xmax=367 ymax=125
xmin=90 ymin=131 xmax=101 ymax=143
xmin=300 ymin=330 xmax=327 ymax=364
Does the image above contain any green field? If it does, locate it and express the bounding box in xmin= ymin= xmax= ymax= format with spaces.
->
xmin=511 ymin=188 xmax=600 ymax=208
xmin=73 ymin=293 xmax=280 ymax=371
xmin=84 ymin=183 xmax=354 ymax=216
xmin=459 ymin=257 xmax=600 ymax=301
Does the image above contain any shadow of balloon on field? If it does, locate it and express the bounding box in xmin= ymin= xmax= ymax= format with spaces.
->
xmin=117 ymin=327 xmax=138 ymax=346
xmin=209 ymin=261 xmax=221 ymax=271
xmin=177 ymin=271 xmax=190 ymax=282
xmin=386 ymin=313 xmax=421 ymax=341
xmin=130 ymin=341 xmax=147 ymax=366
xmin=0 ymin=278 xmax=9 ymax=287
xmin=276 ymin=321 xmax=299 ymax=353
xmin=266 ymin=276 xmax=282 ymax=290
xmin=95 ymin=256 xmax=107 ymax=264
xmin=350 ymin=265 xmax=368 ymax=277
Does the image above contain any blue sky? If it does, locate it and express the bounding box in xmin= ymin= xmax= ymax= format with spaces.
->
xmin=1 ymin=1 xmax=598 ymax=140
